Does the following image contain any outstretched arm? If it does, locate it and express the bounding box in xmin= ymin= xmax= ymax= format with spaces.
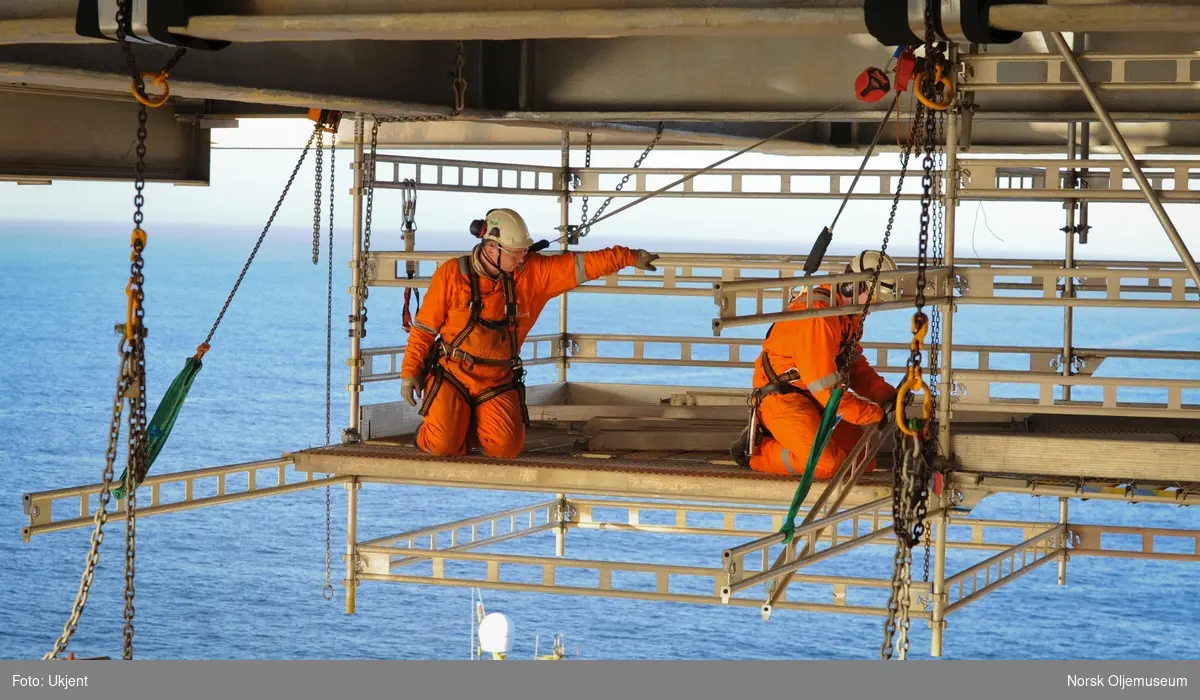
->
xmin=528 ymin=246 xmax=655 ymax=300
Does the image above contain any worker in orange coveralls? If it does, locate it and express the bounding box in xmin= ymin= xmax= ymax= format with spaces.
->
xmin=731 ymin=250 xmax=899 ymax=479
xmin=400 ymin=208 xmax=660 ymax=458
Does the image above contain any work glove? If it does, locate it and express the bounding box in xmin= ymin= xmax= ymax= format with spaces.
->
xmin=401 ymin=377 xmax=423 ymax=407
xmin=878 ymin=397 xmax=896 ymax=430
xmin=635 ymin=249 xmax=660 ymax=272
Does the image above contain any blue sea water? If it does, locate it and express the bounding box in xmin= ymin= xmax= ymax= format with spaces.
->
xmin=1 ymin=220 xmax=1198 ymax=660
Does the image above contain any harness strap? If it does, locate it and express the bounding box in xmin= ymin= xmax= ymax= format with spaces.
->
xmin=444 ymin=255 xmax=481 ymax=355
xmin=753 ymin=350 xmax=804 ymax=401
xmin=416 ymin=251 xmax=530 ymax=427
xmin=502 ymin=272 xmax=530 ymax=426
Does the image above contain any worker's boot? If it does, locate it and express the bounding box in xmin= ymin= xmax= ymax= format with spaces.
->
xmin=730 ymin=427 xmax=751 ymax=469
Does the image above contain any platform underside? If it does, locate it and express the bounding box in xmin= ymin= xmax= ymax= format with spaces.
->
xmin=293 ymin=387 xmax=1200 ymax=508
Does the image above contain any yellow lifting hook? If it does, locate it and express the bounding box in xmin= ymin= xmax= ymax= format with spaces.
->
xmin=914 ymin=62 xmax=954 ymax=112
xmin=896 ymin=312 xmax=933 ymax=438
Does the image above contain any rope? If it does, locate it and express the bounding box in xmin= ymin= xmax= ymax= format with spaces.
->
xmin=551 ymin=106 xmax=846 ymax=244
xmin=778 ymin=388 xmax=845 ymax=544
xmin=773 ymin=101 xmax=917 ymax=544
xmin=828 ymin=93 xmax=900 ymax=233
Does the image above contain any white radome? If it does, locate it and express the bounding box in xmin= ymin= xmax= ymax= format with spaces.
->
xmin=477 ymin=612 xmax=514 ymax=654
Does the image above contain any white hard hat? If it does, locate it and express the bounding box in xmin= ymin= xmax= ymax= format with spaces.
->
xmin=478 ymin=208 xmax=535 ymax=249
xmin=842 ymin=249 xmax=898 ymax=296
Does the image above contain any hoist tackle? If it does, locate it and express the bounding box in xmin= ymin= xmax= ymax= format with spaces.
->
xmin=862 ymin=0 xmax=1027 ymax=48
xmin=74 ymin=1 xmax=230 ymax=51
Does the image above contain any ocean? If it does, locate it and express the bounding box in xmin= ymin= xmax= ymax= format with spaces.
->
xmin=1 ymin=220 xmax=1197 ymax=660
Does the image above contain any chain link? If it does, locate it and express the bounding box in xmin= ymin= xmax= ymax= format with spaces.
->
xmin=882 ymin=0 xmax=944 ymax=661
xmin=203 ymin=125 xmax=319 ymax=351
xmin=46 ymin=0 xmax=165 ymax=660
xmin=114 ymin=0 xmax=157 ymax=660
xmin=924 ymin=108 xmax=948 ymax=583
xmin=353 ymin=37 xmax=467 ymax=335
xmin=43 ymin=349 xmax=129 ymax=660
xmin=313 ymin=129 xmax=324 ymax=265
xmin=324 ymin=143 xmax=336 ymax=601
xmin=578 ymin=132 xmax=594 ymax=233
xmin=356 ymin=119 xmax=382 ymax=338
xmin=570 ymin=123 xmax=665 ymax=241
xmin=838 ymin=106 xmax=924 ymax=372
xmin=882 ymin=435 xmax=918 ymax=660
xmin=355 ymin=35 xmax=466 ymax=335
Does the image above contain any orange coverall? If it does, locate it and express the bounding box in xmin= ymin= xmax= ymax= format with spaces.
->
xmin=750 ymin=286 xmax=896 ymax=480
xmin=401 ymin=245 xmax=640 ymax=458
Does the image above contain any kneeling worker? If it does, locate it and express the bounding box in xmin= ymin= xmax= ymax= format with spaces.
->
xmin=400 ymin=208 xmax=660 ymax=458
xmin=732 ymin=250 xmax=898 ymax=479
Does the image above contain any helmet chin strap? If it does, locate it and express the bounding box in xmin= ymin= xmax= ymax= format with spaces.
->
xmin=479 ymin=240 xmax=519 ymax=278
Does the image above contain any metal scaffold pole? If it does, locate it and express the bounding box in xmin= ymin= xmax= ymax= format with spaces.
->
xmin=559 ymin=130 xmax=571 ymax=384
xmin=346 ymin=115 xmax=366 ymax=441
xmin=930 ymin=57 xmax=959 ymax=658
xmin=1050 ymin=31 xmax=1200 ymax=294
xmin=345 ymin=477 xmax=359 ymax=614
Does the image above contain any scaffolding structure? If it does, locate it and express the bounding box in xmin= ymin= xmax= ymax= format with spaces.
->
xmin=15 ymin=23 xmax=1200 ymax=661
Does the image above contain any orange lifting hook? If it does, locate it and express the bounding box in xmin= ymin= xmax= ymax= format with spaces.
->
xmin=131 ymin=71 xmax=171 ymax=108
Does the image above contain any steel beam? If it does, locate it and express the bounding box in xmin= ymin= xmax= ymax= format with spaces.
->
xmin=18 ymin=37 xmax=1200 ymax=156
xmin=8 ymin=2 xmax=1200 ymax=46
xmin=1050 ymin=32 xmax=1200 ymax=297
xmin=943 ymin=525 xmax=1067 ymax=615
xmin=22 ymin=457 xmax=344 ymax=541
xmin=0 ymin=86 xmax=210 ymax=184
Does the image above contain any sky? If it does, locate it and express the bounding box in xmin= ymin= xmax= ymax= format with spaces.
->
xmin=3 ymin=116 xmax=1200 ymax=264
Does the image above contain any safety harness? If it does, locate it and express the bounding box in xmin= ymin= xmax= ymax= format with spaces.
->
xmin=417 ymin=251 xmax=530 ymax=426
xmin=743 ymin=287 xmax=841 ymax=452
xmin=750 ymin=287 xmax=838 ymax=406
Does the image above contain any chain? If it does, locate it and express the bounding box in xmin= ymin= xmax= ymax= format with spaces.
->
xmin=883 ymin=0 xmax=942 ymax=661
xmin=202 ymin=125 xmax=319 ymax=352
xmin=371 ymin=41 xmax=468 ymax=128
xmin=578 ymin=132 xmax=593 ymax=233
xmin=560 ymin=130 xmax=572 ymax=207
xmin=112 ymin=0 xmax=158 ymax=660
xmin=47 ymin=0 xmax=170 ymax=660
xmin=570 ymin=123 xmax=665 ymax=241
xmin=923 ymin=108 xmax=947 ymax=583
xmin=928 ymin=110 xmax=946 ymax=407
xmin=354 ymin=37 xmax=467 ymax=331
xmin=43 ymin=349 xmax=129 ymax=660
xmin=882 ymin=435 xmax=919 ymax=660
xmin=838 ymin=106 xmax=924 ymax=373
xmin=353 ymin=34 xmax=464 ymax=334
xmin=923 ymin=518 xmax=933 ymax=584
xmin=355 ymin=119 xmax=382 ymax=339
xmin=324 ymin=143 xmax=336 ymax=601
xmin=313 ymin=129 xmax=324 ymax=265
